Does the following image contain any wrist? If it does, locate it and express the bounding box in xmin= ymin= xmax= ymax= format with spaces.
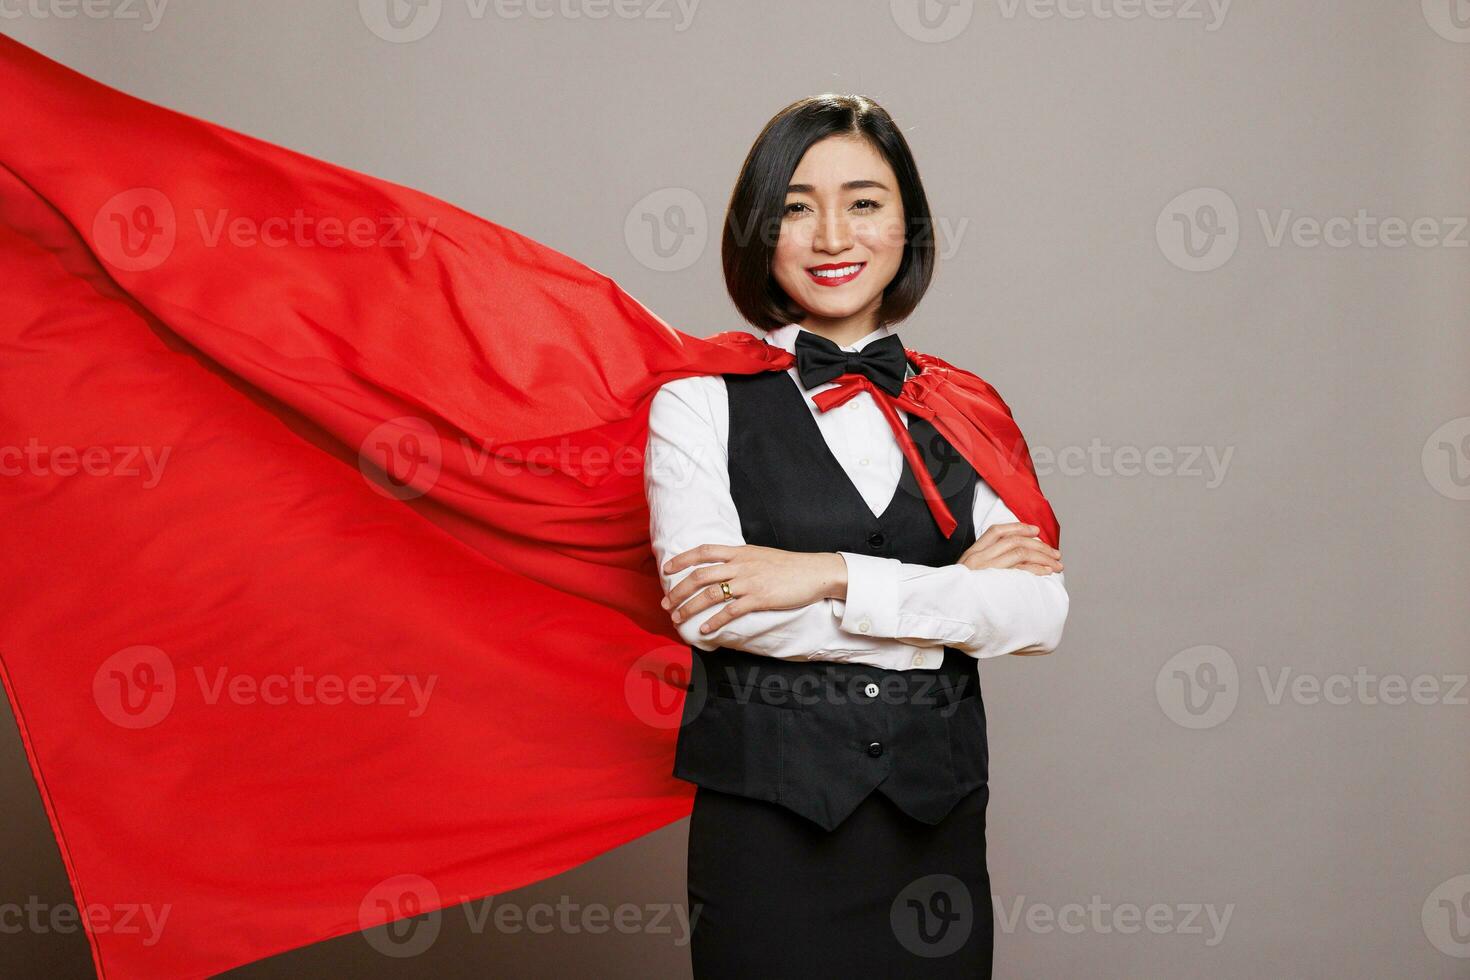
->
xmin=820 ymin=551 xmax=848 ymax=601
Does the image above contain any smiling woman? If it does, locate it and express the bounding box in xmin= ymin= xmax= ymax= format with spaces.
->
xmin=646 ymin=94 xmax=1069 ymax=978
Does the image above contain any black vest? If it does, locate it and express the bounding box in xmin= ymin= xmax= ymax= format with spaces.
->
xmin=672 ymin=366 xmax=990 ymax=831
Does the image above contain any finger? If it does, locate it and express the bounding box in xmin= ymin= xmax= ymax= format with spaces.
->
xmin=662 ymin=544 xmax=736 ymax=576
xmin=698 ymin=597 xmax=754 ymax=634
xmin=1002 ymin=542 xmax=1063 ymax=570
xmin=672 ymin=582 xmax=737 ymax=624
xmin=1014 ymin=561 xmax=1058 ymax=576
xmin=958 ymin=546 xmax=1060 ymax=573
xmin=969 ymin=525 xmax=1041 ymax=558
xmin=993 ymin=531 xmax=1064 ymax=564
xmin=663 ymin=557 xmax=740 ymax=609
xmin=985 ymin=542 xmax=1063 ymax=572
xmin=969 ymin=534 xmax=1051 ymax=566
xmin=665 ymin=564 xmax=719 ymax=609
xmin=972 ymin=523 xmax=1039 ymax=550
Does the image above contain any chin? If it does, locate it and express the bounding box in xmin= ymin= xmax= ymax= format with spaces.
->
xmin=801 ymin=294 xmax=878 ymax=320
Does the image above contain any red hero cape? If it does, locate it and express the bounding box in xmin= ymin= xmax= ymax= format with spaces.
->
xmin=0 ymin=36 xmax=1057 ymax=980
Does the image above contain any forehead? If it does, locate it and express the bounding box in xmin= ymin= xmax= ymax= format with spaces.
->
xmin=788 ymin=136 xmax=896 ymax=188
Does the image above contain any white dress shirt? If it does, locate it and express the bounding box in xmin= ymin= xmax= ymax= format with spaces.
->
xmin=643 ymin=322 xmax=1068 ymax=670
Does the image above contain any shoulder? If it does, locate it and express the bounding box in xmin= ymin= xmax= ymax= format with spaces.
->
xmin=652 ymin=372 xmax=726 ymax=406
xmin=649 ymin=373 xmax=728 ymax=435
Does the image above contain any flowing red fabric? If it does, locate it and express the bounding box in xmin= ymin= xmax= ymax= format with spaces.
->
xmin=0 ymin=36 xmax=1057 ymax=979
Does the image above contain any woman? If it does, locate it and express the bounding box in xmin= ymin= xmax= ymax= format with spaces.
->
xmin=644 ymin=96 xmax=1070 ymax=977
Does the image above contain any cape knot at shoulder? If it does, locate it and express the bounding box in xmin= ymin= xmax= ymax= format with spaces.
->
xmin=704 ymin=329 xmax=793 ymax=367
xmin=903 ymin=348 xmax=1004 ymax=403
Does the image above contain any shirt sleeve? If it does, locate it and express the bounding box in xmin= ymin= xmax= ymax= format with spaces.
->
xmin=833 ymin=489 xmax=1070 ymax=658
xmin=644 ymin=375 xmax=903 ymax=659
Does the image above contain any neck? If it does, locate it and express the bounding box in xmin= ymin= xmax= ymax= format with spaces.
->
xmin=795 ymin=302 xmax=882 ymax=348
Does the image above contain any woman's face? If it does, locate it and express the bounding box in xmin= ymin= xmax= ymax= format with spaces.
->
xmin=771 ymin=135 xmax=906 ymax=332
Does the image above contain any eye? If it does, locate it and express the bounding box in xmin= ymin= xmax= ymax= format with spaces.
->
xmin=851 ymin=199 xmax=881 ymax=212
xmin=784 ymin=202 xmax=811 ymax=216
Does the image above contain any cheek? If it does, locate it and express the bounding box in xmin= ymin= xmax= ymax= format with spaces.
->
xmin=853 ymin=216 xmax=907 ymax=263
xmin=773 ymin=231 xmax=810 ymax=283
xmin=775 ymin=221 xmax=813 ymax=260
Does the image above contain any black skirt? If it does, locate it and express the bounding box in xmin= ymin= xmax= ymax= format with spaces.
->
xmin=686 ymin=779 xmax=993 ymax=978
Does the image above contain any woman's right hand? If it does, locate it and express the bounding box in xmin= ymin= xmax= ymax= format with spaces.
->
xmin=957 ymin=522 xmax=1063 ymax=576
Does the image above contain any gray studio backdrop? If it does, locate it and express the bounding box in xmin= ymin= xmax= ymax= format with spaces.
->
xmin=3 ymin=2 xmax=1467 ymax=978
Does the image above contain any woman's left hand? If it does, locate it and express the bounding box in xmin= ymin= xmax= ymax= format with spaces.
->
xmin=660 ymin=544 xmax=846 ymax=635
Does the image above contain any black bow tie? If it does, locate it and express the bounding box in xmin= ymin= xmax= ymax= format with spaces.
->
xmin=793 ymin=330 xmax=908 ymax=397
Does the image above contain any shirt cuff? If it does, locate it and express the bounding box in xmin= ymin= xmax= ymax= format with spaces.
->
xmin=836 ymin=551 xmax=901 ymax=638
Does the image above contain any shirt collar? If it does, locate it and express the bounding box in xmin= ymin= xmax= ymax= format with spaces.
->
xmin=765 ymin=322 xmax=896 ymax=355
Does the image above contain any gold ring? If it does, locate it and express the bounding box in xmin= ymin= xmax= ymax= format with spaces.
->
xmin=719 ymin=581 xmax=733 ymax=600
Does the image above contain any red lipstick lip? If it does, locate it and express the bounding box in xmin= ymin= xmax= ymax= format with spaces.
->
xmin=806 ymin=261 xmax=865 ymax=287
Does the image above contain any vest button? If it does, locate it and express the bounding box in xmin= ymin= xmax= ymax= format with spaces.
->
xmin=866 ymin=741 xmax=884 ymax=757
xmin=863 ymin=682 xmax=879 ymax=698
xmin=866 ymin=530 xmax=885 ymax=547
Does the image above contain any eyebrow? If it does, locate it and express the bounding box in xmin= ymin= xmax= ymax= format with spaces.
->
xmin=786 ymin=180 xmax=891 ymax=193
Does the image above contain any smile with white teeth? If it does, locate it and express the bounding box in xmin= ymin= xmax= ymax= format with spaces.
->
xmin=809 ymin=263 xmax=863 ymax=278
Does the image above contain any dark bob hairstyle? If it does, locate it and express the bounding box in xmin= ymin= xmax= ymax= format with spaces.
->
xmin=721 ymin=94 xmax=936 ymax=332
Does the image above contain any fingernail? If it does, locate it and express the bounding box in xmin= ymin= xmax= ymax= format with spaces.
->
xmin=660 ymin=597 xmax=669 ymax=609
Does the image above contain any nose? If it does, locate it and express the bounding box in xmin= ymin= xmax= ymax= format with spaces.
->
xmin=811 ymin=207 xmax=853 ymax=255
